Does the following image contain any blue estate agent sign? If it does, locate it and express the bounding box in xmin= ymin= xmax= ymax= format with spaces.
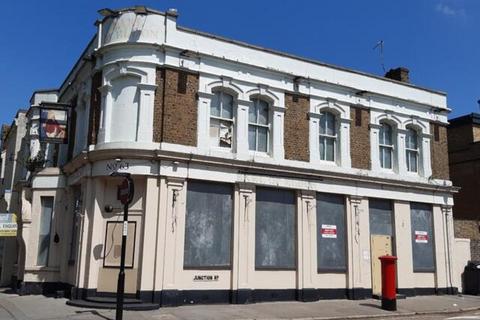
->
xmin=0 ymin=214 xmax=17 ymax=237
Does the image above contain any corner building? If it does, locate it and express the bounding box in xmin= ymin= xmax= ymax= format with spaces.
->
xmin=18 ymin=7 xmax=459 ymax=306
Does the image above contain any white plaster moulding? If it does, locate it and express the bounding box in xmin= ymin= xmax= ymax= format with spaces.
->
xmin=94 ymin=42 xmax=449 ymax=116
xmin=62 ymin=147 xmax=457 ymax=195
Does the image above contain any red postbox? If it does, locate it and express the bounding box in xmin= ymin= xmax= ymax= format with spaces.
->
xmin=379 ymin=255 xmax=397 ymax=311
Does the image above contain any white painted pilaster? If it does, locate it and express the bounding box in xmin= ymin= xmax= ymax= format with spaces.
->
xmin=298 ymin=190 xmax=316 ymax=290
xmin=97 ymin=84 xmax=112 ymax=143
xmin=272 ymin=105 xmax=285 ymax=160
xmin=136 ymin=83 xmax=157 ymax=142
xmin=309 ymin=113 xmax=320 ymax=163
xmin=339 ymin=118 xmax=351 ymax=168
xmin=397 ymin=130 xmax=407 ymax=175
xmin=236 ymin=99 xmax=251 ymax=160
xmin=233 ymin=183 xmax=254 ymax=290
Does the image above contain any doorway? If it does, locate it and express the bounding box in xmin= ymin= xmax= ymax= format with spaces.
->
xmin=369 ymin=199 xmax=394 ymax=297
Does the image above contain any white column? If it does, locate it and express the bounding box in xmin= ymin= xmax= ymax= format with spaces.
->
xmin=232 ymin=184 xmax=254 ymax=293
xmin=236 ymin=99 xmax=251 ymax=160
xmin=272 ymin=106 xmax=285 ymax=160
xmin=339 ymin=118 xmax=351 ymax=168
xmin=393 ymin=200 xmax=414 ymax=291
xmin=136 ymin=83 xmax=157 ymax=142
xmin=298 ymin=190 xmax=316 ymax=292
xmin=97 ymin=84 xmax=112 ymax=144
xmin=443 ymin=205 xmax=456 ymax=292
xmin=347 ymin=196 xmax=372 ymax=296
xmin=161 ymin=177 xmax=185 ymax=290
xmin=139 ymin=177 xmax=160 ymax=294
xmin=196 ymin=92 xmax=212 ymax=153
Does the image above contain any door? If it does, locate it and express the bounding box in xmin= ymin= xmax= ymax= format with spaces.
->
xmin=370 ymin=235 xmax=392 ymax=297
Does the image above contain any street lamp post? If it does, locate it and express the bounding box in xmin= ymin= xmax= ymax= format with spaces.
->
xmin=110 ymin=172 xmax=134 ymax=320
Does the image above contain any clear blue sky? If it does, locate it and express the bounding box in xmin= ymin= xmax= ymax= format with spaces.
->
xmin=1 ymin=0 xmax=478 ymax=126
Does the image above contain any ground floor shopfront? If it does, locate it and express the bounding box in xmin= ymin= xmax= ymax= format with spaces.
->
xmin=18 ymin=156 xmax=459 ymax=306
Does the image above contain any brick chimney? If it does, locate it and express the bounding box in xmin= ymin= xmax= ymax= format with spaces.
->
xmin=384 ymin=67 xmax=410 ymax=83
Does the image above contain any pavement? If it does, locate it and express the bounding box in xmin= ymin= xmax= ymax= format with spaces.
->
xmin=0 ymin=291 xmax=479 ymax=320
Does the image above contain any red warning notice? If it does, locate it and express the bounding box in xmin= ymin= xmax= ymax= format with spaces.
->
xmin=415 ymin=231 xmax=428 ymax=243
xmin=321 ymin=224 xmax=337 ymax=238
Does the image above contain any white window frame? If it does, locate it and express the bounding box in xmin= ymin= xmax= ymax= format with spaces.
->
xmin=248 ymin=97 xmax=271 ymax=153
xmin=405 ymin=128 xmax=419 ymax=173
xmin=318 ymin=111 xmax=337 ymax=162
xmin=379 ymin=122 xmax=394 ymax=170
xmin=209 ymin=91 xmax=235 ymax=149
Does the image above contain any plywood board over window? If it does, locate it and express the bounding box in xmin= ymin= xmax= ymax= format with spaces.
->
xmin=103 ymin=221 xmax=136 ymax=268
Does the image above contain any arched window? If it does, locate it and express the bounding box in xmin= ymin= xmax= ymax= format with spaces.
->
xmin=319 ymin=111 xmax=336 ymax=161
xmin=379 ymin=123 xmax=393 ymax=169
xmin=406 ymin=128 xmax=419 ymax=172
xmin=210 ymin=91 xmax=234 ymax=148
xmin=248 ymin=98 xmax=270 ymax=152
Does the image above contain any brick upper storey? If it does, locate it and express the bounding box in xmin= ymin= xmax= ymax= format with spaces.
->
xmin=52 ymin=7 xmax=452 ymax=191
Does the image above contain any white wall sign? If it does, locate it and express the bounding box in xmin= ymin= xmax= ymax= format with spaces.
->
xmin=415 ymin=231 xmax=428 ymax=243
xmin=0 ymin=214 xmax=17 ymax=237
xmin=321 ymin=224 xmax=337 ymax=238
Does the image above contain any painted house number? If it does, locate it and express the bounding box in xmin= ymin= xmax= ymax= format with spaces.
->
xmin=106 ymin=161 xmax=130 ymax=172
xmin=193 ymin=275 xmax=219 ymax=282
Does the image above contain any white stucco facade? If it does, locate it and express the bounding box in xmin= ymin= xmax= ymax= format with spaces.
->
xmin=7 ymin=7 xmax=460 ymax=307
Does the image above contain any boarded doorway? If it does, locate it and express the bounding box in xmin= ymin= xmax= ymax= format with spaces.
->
xmin=369 ymin=199 xmax=394 ymax=297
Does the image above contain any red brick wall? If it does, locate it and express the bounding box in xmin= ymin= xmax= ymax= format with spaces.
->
xmin=153 ymin=67 xmax=198 ymax=146
xmin=284 ymin=93 xmax=309 ymax=162
xmin=350 ymin=106 xmax=371 ymax=170
xmin=430 ymin=123 xmax=450 ymax=180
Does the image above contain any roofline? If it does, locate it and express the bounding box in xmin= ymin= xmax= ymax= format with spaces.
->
xmin=58 ymin=35 xmax=97 ymax=99
xmin=177 ymin=25 xmax=447 ymax=97
xmin=29 ymin=89 xmax=59 ymax=105
xmin=96 ymin=6 xmax=446 ymax=98
xmin=449 ymin=113 xmax=480 ymax=127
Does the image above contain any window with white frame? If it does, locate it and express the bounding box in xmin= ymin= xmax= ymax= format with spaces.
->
xmin=248 ymin=98 xmax=270 ymax=152
xmin=379 ymin=122 xmax=394 ymax=169
xmin=319 ymin=111 xmax=336 ymax=161
xmin=210 ymin=91 xmax=234 ymax=148
xmin=406 ymin=128 xmax=419 ymax=172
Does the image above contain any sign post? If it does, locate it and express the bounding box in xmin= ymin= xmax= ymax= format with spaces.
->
xmin=111 ymin=172 xmax=134 ymax=320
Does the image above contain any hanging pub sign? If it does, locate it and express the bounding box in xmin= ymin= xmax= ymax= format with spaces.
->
xmin=39 ymin=108 xmax=68 ymax=143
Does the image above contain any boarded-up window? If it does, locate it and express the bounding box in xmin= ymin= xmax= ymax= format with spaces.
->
xmin=410 ymin=203 xmax=435 ymax=272
xmin=255 ymin=188 xmax=296 ymax=269
xmin=104 ymin=221 xmax=136 ymax=268
xmin=184 ymin=181 xmax=233 ymax=268
xmin=37 ymin=197 xmax=54 ymax=266
xmin=369 ymin=199 xmax=393 ymax=236
xmin=317 ymin=193 xmax=346 ymax=272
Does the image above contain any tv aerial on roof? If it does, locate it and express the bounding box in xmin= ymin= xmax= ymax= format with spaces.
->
xmin=373 ymin=40 xmax=386 ymax=74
